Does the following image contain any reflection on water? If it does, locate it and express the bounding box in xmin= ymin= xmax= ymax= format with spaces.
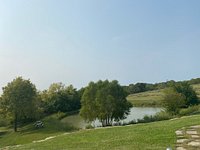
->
xmin=92 ymin=107 xmax=162 ymax=127
xmin=63 ymin=107 xmax=162 ymax=129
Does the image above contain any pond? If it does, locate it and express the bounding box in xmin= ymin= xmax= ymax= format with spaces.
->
xmin=62 ymin=107 xmax=163 ymax=129
xmin=92 ymin=107 xmax=163 ymax=127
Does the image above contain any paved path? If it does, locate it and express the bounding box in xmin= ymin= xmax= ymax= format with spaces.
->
xmin=175 ymin=125 xmax=200 ymax=150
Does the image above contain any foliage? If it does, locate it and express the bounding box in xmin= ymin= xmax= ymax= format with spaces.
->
xmin=0 ymin=77 xmax=38 ymax=132
xmin=179 ymin=105 xmax=200 ymax=116
xmin=124 ymin=78 xmax=200 ymax=95
xmin=163 ymin=89 xmax=186 ymax=114
xmin=172 ymin=82 xmax=199 ymax=107
xmin=40 ymin=83 xmax=81 ymax=114
xmin=188 ymin=78 xmax=200 ymax=85
xmin=80 ymin=80 xmax=132 ymax=126
xmin=137 ymin=111 xmax=172 ymax=123
xmin=85 ymin=124 xmax=94 ymax=129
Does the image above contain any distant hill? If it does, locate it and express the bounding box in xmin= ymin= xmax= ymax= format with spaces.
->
xmin=124 ymin=78 xmax=200 ymax=95
xmin=127 ymin=83 xmax=200 ymax=107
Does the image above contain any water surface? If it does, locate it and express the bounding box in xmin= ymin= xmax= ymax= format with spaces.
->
xmin=62 ymin=107 xmax=162 ymax=129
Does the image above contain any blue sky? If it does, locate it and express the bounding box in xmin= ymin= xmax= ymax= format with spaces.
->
xmin=0 ymin=0 xmax=200 ymax=91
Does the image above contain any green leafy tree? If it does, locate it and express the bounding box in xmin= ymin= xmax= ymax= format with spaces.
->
xmin=0 ymin=77 xmax=37 ymax=132
xmin=163 ymin=89 xmax=186 ymax=115
xmin=80 ymin=80 xmax=132 ymax=127
xmin=40 ymin=83 xmax=80 ymax=114
xmin=173 ymin=82 xmax=199 ymax=107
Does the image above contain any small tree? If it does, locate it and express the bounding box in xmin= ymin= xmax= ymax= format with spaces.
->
xmin=173 ymin=82 xmax=199 ymax=107
xmin=163 ymin=89 xmax=186 ymax=115
xmin=0 ymin=77 xmax=37 ymax=132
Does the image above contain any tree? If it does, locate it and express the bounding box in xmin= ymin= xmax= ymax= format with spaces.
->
xmin=172 ymin=82 xmax=199 ymax=107
xmin=80 ymin=80 xmax=132 ymax=127
xmin=163 ymin=89 xmax=186 ymax=114
xmin=40 ymin=83 xmax=81 ymax=114
xmin=0 ymin=77 xmax=37 ymax=132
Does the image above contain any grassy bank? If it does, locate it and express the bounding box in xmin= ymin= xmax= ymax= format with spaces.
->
xmin=127 ymin=89 xmax=164 ymax=107
xmin=7 ymin=114 xmax=200 ymax=150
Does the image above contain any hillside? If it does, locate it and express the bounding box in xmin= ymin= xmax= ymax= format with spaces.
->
xmin=4 ymin=114 xmax=200 ymax=150
xmin=127 ymin=83 xmax=200 ymax=107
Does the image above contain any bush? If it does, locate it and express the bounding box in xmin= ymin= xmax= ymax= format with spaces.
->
xmin=179 ymin=105 xmax=200 ymax=116
xmin=173 ymin=82 xmax=199 ymax=107
xmin=163 ymin=89 xmax=186 ymax=115
xmin=85 ymin=124 xmax=94 ymax=129
xmin=44 ymin=116 xmax=76 ymax=132
xmin=137 ymin=111 xmax=172 ymax=123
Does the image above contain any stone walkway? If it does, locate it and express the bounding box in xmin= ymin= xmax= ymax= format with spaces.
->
xmin=176 ymin=125 xmax=200 ymax=150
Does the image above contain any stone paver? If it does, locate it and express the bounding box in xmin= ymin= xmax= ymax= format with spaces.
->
xmin=176 ymin=147 xmax=186 ymax=150
xmin=175 ymin=125 xmax=200 ymax=149
xmin=191 ymin=135 xmax=200 ymax=138
xmin=177 ymin=139 xmax=188 ymax=143
xmin=186 ymin=130 xmax=198 ymax=135
xmin=176 ymin=130 xmax=184 ymax=136
xmin=188 ymin=141 xmax=200 ymax=147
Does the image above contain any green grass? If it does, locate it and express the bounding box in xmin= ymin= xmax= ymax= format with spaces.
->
xmin=61 ymin=114 xmax=88 ymax=129
xmin=7 ymin=114 xmax=200 ymax=150
xmin=127 ymin=89 xmax=165 ymax=107
xmin=0 ymin=115 xmax=77 ymax=148
xmin=127 ymin=83 xmax=200 ymax=107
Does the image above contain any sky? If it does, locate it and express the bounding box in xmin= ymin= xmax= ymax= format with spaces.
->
xmin=0 ymin=0 xmax=200 ymax=91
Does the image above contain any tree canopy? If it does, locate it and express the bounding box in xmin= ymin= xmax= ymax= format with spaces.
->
xmin=163 ymin=82 xmax=199 ymax=114
xmin=163 ymin=89 xmax=186 ymax=114
xmin=0 ymin=77 xmax=38 ymax=131
xmin=40 ymin=83 xmax=81 ymax=114
xmin=80 ymin=80 xmax=132 ymax=126
xmin=172 ymin=82 xmax=199 ymax=107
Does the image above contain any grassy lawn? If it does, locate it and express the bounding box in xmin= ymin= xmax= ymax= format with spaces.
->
xmin=0 ymin=115 xmax=77 ymax=148
xmin=6 ymin=114 xmax=200 ymax=150
xmin=127 ymin=83 xmax=200 ymax=107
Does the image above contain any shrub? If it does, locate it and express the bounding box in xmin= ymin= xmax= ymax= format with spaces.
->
xmin=163 ymin=89 xmax=185 ymax=115
xmin=179 ymin=105 xmax=200 ymax=116
xmin=137 ymin=111 xmax=172 ymax=123
xmin=85 ymin=124 xmax=94 ymax=129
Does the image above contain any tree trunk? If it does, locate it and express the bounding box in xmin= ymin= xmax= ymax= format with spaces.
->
xmin=14 ymin=113 xmax=17 ymax=132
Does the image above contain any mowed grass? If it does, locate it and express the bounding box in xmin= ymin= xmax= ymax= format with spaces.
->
xmin=127 ymin=83 xmax=200 ymax=107
xmin=9 ymin=114 xmax=200 ymax=150
xmin=0 ymin=115 xmax=77 ymax=148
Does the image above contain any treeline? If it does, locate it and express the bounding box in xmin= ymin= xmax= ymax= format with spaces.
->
xmin=0 ymin=77 xmax=132 ymax=131
xmin=0 ymin=77 xmax=83 ymax=131
xmin=1 ymin=77 xmax=200 ymax=131
xmin=123 ymin=78 xmax=200 ymax=95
